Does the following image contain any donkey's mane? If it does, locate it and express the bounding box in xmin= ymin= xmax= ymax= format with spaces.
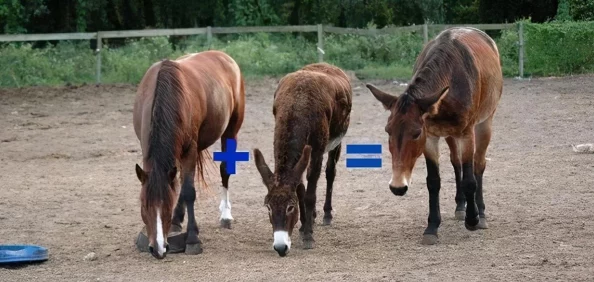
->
xmin=145 ymin=59 xmax=184 ymax=207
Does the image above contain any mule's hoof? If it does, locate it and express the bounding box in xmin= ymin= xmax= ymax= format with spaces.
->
xmin=303 ymin=239 xmax=316 ymax=250
xmin=455 ymin=210 xmax=465 ymax=221
xmin=322 ymin=216 xmax=332 ymax=226
xmin=421 ymin=234 xmax=438 ymax=245
xmin=220 ymin=219 xmax=232 ymax=229
xmin=465 ymin=215 xmax=480 ymax=231
xmin=477 ymin=217 xmax=489 ymax=229
xmin=185 ymin=243 xmax=203 ymax=255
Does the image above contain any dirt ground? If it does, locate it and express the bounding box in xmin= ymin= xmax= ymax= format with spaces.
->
xmin=1 ymin=74 xmax=593 ymax=282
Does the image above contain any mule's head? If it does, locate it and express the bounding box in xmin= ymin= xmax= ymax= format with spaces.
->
xmin=135 ymin=164 xmax=178 ymax=259
xmin=252 ymin=145 xmax=311 ymax=257
xmin=366 ymin=84 xmax=448 ymax=196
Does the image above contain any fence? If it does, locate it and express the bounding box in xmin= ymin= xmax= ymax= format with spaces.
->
xmin=0 ymin=23 xmax=521 ymax=84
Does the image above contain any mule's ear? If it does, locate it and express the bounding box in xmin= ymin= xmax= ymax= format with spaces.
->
xmin=253 ymin=148 xmax=274 ymax=190
xmin=292 ymin=145 xmax=312 ymax=181
xmin=418 ymin=86 xmax=449 ymax=115
xmin=366 ymin=84 xmax=398 ymax=110
xmin=168 ymin=166 xmax=178 ymax=184
xmin=135 ymin=164 xmax=147 ymax=184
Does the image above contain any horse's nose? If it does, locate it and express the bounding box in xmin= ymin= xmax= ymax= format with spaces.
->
xmin=389 ymin=185 xmax=408 ymax=196
xmin=273 ymin=244 xmax=289 ymax=257
xmin=149 ymin=246 xmax=166 ymax=259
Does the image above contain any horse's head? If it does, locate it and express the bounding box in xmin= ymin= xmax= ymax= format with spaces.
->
xmin=252 ymin=146 xmax=311 ymax=257
xmin=135 ymin=164 xmax=178 ymax=259
xmin=366 ymin=84 xmax=448 ymax=196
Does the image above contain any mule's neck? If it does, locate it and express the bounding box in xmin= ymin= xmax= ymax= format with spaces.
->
xmin=407 ymin=48 xmax=453 ymax=99
xmin=272 ymin=115 xmax=310 ymax=182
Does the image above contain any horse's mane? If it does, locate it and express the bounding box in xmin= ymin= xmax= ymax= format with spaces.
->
xmin=145 ymin=59 xmax=184 ymax=207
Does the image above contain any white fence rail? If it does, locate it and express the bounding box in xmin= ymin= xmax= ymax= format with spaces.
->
xmin=0 ymin=23 xmax=521 ymax=84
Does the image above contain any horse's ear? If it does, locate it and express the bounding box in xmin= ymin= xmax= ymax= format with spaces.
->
xmin=135 ymin=164 xmax=147 ymax=184
xmin=292 ymin=145 xmax=312 ymax=181
xmin=168 ymin=166 xmax=177 ymax=184
xmin=418 ymin=86 xmax=449 ymax=115
xmin=366 ymin=83 xmax=398 ymax=110
xmin=253 ymin=148 xmax=274 ymax=191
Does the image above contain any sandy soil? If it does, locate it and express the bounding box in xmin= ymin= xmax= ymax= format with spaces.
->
xmin=1 ymin=75 xmax=593 ymax=282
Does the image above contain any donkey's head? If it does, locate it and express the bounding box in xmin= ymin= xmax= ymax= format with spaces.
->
xmin=252 ymin=145 xmax=311 ymax=257
xmin=366 ymin=84 xmax=448 ymax=196
xmin=135 ymin=164 xmax=178 ymax=259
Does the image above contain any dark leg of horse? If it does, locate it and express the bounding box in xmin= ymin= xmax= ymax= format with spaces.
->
xmin=323 ymin=144 xmax=341 ymax=226
xmin=446 ymin=136 xmax=465 ymax=220
xmin=171 ymin=194 xmax=185 ymax=233
xmin=474 ymin=118 xmax=493 ymax=229
xmin=302 ymin=152 xmax=323 ymax=249
xmin=219 ymin=137 xmax=233 ymax=229
xmin=458 ymin=133 xmax=480 ymax=231
xmin=422 ymin=137 xmax=442 ymax=245
xmin=180 ymin=142 xmax=202 ymax=254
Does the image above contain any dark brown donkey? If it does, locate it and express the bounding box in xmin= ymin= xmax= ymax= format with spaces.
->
xmin=366 ymin=27 xmax=503 ymax=245
xmin=253 ymin=63 xmax=352 ymax=257
xmin=132 ymin=50 xmax=245 ymax=259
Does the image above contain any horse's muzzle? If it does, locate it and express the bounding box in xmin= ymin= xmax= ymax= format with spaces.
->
xmin=149 ymin=245 xmax=167 ymax=259
xmin=389 ymin=185 xmax=408 ymax=196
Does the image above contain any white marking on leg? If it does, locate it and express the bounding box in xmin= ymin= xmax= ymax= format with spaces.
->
xmin=156 ymin=208 xmax=166 ymax=256
xmin=219 ymin=186 xmax=233 ymax=221
xmin=273 ymin=231 xmax=291 ymax=250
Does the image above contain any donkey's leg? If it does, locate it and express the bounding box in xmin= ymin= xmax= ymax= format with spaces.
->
xmin=180 ymin=141 xmax=202 ymax=255
xmin=219 ymin=137 xmax=234 ymax=229
xmin=422 ymin=136 xmax=442 ymax=245
xmin=323 ymin=144 xmax=341 ymax=226
xmin=446 ymin=136 xmax=465 ymax=220
xmin=456 ymin=132 xmax=480 ymax=231
xmin=302 ymin=152 xmax=324 ymax=249
xmin=474 ymin=118 xmax=493 ymax=229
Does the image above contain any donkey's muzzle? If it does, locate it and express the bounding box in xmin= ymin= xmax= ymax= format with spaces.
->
xmin=274 ymin=244 xmax=289 ymax=257
xmin=389 ymin=185 xmax=408 ymax=196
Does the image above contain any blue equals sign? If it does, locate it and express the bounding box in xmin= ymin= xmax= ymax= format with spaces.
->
xmin=346 ymin=144 xmax=382 ymax=168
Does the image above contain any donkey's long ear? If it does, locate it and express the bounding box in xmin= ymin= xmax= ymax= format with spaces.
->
xmin=417 ymin=86 xmax=449 ymax=115
xmin=253 ymin=148 xmax=274 ymax=190
xmin=366 ymin=84 xmax=398 ymax=110
xmin=292 ymin=145 xmax=312 ymax=181
xmin=135 ymin=164 xmax=147 ymax=184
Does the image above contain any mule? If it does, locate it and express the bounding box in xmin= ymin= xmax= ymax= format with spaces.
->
xmin=253 ymin=63 xmax=352 ymax=257
xmin=132 ymin=50 xmax=245 ymax=259
xmin=366 ymin=27 xmax=503 ymax=245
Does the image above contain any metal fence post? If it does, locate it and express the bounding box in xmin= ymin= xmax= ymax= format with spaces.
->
xmin=207 ymin=26 xmax=212 ymax=49
xmin=95 ymin=32 xmax=102 ymax=84
xmin=423 ymin=23 xmax=428 ymax=44
xmin=317 ymin=24 xmax=324 ymax=62
xmin=518 ymin=22 xmax=524 ymax=78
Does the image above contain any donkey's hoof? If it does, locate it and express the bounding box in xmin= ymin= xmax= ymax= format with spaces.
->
xmin=303 ymin=239 xmax=316 ymax=250
xmin=421 ymin=234 xmax=438 ymax=245
xmin=477 ymin=217 xmax=489 ymax=229
xmin=322 ymin=216 xmax=332 ymax=226
xmin=455 ymin=210 xmax=465 ymax=221
xmin=465 ymin=215 xmax=480 ymax=231
xmin=185 ymin=243 xmax=203 ymax=255
xmin=220 ymin=219 xmax=232 ymax=229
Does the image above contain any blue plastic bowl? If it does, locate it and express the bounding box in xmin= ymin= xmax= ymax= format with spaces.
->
xmin=0 ymin=245 xmax=49 ymax=264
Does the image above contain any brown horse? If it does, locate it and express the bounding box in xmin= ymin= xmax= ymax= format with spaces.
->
xmin=366 ymin=27 xmax=503 ymax=245
xmin=253 ymin=63 xmax=352 ymax=257
xmin=132 ymin=50 xmax=245 ymax=259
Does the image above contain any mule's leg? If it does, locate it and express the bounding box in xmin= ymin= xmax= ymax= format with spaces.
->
xmin=422 ymin=136 xmax=442 ymax=245
xmin=219 ymin=137 xmax=234 ymax=229
xmin=302 ymin=152 xmax=324 ymax=249
xmin=446 ymin=136 xmax=465 ymax=220
xmin=171 ymin=193 xmax=185 ymax=233
xmin=456 ymin=133 xmax=480 ymax=231
xmin=323 ymin=144 xmax=341 ymax=226
xmin=474 ymin=118 xmax=493 ymax=229
xmin=180 ymin=142 xmax=202 ymax=255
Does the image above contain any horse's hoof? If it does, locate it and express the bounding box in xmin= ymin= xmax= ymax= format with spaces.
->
xmin=421 ymin=234 xmax=438 ymax=245
xmin=465 ymin=215 xmax=480 ymax=231
xmin=170 ymin=224 xmax=183 ymax=233
xmin=220 ymin=219 xmax=232 ymax=229
xmin=455 ymin=210 xmax=465 ymax=221
xmin=185 ymin=243 xmax=203 ymax=255
xmin=477 ymin=217 xmax=489 ymax=229
xmin=322 ymin=216 xmax=332 ymax=226
xmin=303 ymin=239 xmax=316 ymax=249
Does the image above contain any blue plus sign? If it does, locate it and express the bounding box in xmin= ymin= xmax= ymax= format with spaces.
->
xmin=213 ymin=139 xmax=250 ymax=175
